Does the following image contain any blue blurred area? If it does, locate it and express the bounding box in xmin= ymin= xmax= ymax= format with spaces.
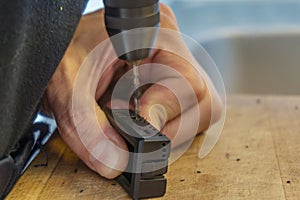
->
xmin=170 ymin=0 xmax=300 ymax=39
xmin=168 ymin=0 xmax=300 ymax=94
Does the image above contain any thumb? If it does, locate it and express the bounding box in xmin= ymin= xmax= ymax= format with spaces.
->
xmin=88 ymin=102 xmax=129 ymax=178
xmin=58 ymin=99 xmax=129 ymax=179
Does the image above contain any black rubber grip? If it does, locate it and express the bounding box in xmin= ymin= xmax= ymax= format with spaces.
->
xmin=105 ymin=4 xmax=159 ymax=18
xmin=104 ymin=1 xmax=159 ymax=30
xmin=104 ymin=0 xmax=160 ymax=61
xmin=104 ymin=0 xmax=158 ymax=9
xmin=105 ymin=13 xmax=159 ymax=30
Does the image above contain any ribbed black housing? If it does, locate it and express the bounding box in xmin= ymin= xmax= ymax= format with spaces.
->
xmin=104 ymin=0 xmax=160 ymax=61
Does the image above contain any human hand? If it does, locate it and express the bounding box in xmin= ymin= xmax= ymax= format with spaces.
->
xmin=45 ymin=4 xmax=222 ymax=179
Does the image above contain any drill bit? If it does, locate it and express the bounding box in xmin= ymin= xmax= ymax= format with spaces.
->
xmin=131 ymin=60 xmax=142 ymax=114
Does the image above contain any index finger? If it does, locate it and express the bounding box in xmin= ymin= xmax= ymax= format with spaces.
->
xmin=139 ymin=51 xmax=206 ymax=130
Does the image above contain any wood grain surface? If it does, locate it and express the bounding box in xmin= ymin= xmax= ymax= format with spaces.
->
xmin=6 ymin=95 xmax=300 ymax=200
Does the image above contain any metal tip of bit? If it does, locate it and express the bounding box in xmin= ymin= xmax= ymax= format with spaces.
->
xmin=131 ymin=60 xmax=142 ymax=114
xmin=134 ymin=96 xmax=140 ymax=115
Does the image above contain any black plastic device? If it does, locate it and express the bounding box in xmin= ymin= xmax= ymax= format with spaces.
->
xmin=103 ymin=107 xmax=170 ymax=200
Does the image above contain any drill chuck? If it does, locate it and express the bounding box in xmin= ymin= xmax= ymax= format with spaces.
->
xmin=104 ymin=0 xmax=160 ymax=61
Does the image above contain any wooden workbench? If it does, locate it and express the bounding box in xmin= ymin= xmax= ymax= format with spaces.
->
xmin=6 ymin=95 xmax=300 ymax=199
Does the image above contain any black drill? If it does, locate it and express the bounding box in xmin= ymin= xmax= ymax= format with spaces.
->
xmin=104 ymin=0 xmax=160 ymax=113
xmin=103 ymin=0 xmax=160 ymax=61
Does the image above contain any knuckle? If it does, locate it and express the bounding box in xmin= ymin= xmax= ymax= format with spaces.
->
xmin=56 ymin=109 xmax=77 ymax=139
xmin=159 ymin=3 xmax=175 ymax=19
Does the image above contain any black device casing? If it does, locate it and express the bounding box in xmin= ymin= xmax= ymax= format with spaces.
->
xmin=103 ymin=107 xmax=170 ymax=200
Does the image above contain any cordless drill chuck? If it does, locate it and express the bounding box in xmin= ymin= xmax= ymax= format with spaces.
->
xmin=103 ymin=0 xmax=160 ymax=61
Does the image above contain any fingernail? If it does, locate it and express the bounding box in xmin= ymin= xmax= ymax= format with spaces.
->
xmin=89 ymin=139 xmax=120 ymax=171
xmin=149 ymin=104 xmax=167 ymax=130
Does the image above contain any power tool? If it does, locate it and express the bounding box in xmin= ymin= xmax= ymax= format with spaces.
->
xmin=103 ymin=0 xmax=160 ymax=114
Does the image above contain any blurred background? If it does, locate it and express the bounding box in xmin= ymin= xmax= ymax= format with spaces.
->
xmin=85 ymin=0 xmax=300 ymax=94
xmin=168 ymin=0 xmax=300 ymax=94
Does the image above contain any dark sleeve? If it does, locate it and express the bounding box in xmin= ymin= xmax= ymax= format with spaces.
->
xmin=0 ymin=0 xmax=88 ymax=157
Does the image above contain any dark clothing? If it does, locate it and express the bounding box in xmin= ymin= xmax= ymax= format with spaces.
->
xmin=0 ymin=0 xmax=87 ymax=157
xmin=0 ymin=0 xmax=87 ymax=197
